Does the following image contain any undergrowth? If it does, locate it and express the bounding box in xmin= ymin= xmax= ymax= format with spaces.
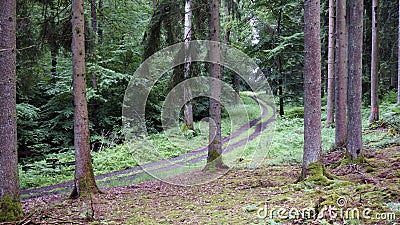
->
xmin=19 ymin=92 xmax=400 ymax=191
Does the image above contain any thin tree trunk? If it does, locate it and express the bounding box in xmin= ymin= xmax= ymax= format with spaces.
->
xmin=206 ymin=0 xmax=226 ymax=170
xmin=183 ymin=0 xmax=194 ymax=130
xmin=326 ymin=0 xmax=335 ymax=127
xmin=369 ymin=0 xmax=379 ymax=123
xmin=90 ymin=0 xmax=98 ymax=89
xmin=302 ymin=0 xmax=322 ymax=177
xmin=277 ymin=5 xmax=284 ymax=116
xmin=347 ymin=0 xmax=363 ymax=159
xmin=0 ymin=0 xmax=23 ymax=221
xmin=335 ymin=0 xmax=347 ymax=148
xmin=70 ymin=0 xmax=100 ymax=199
xmin=97 ymin=0 xmax=103 ymax=44
xmin=50 ymin=45 xmax=58 ymax=86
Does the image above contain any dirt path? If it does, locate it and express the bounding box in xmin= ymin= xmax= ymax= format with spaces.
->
xmin=21 ymin=96 xmax=276 ymax=198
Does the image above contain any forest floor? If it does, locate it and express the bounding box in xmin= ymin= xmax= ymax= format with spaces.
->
xmin=19 ymin=144 xmax=400 ymax=224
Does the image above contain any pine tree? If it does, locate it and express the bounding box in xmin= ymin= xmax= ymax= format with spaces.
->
xmin=0 ymin=0 xmax=23 ymax=220
xmin=70 ymin=0 xmax=100 ymax=198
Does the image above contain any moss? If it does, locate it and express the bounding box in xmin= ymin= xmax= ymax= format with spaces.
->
xmin=339 ymin=151 xmax=367 ymax=167
xmin=354 ymin=184 xmax=374 ymax=192
xmin=315 ymin=193 xmax=341 ymax=211
xmin=203 ymin=149 xmax=229 ymax=171
xmin=0 ymin=194 xmax=23 ymax=222
xmin=303 ymin=162 xmax=335 ymax=186
xmin=364 ymin=165 xmax=374 ymax=173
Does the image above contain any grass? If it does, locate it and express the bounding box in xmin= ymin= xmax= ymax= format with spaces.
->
xmin=19 ymin=92 xmax=400 ymax=192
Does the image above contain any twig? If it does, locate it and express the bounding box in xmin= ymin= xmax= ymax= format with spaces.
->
xmin=18 ymin=208 xmax=41 ymax=225
xmin=0 ymin=48 xmax=12 ymax=53
xmin=44 ymin=215 xmax=86 ymax=225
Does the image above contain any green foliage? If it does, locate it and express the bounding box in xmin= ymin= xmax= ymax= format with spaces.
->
xmin=283 ymin=106 xmax=304 ymax=119
xmin=0 ymin=195 xmax=23 ymax=222
xmin=303 ymin=162 xmax=335 ymax=186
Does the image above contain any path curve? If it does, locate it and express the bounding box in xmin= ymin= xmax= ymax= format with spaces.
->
xmin=21 ymin=96 xmax=275 ymax=198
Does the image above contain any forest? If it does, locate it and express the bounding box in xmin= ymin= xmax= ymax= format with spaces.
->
xmin=0 ymin=0 xmax=400 ymax=224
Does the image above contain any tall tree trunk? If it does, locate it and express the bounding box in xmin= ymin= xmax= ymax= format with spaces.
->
xmin=0 ymin=0 xmax=23 ymax=221
xmin=302 ymin=0 xmax=322 ymax=177
xmin=206 ymin=0 xmax=226 ymax=170
xmin=183 ymin=0 xmax=194 ymax=130
xmin=70 ymin=0 xmax=100 ymax=199
xmin=90 ymin=0 xmax=98 ymax=89
xmin=97 ymin=0 xmax=103 ymax=44
xmin=369 ymin=0 xmax=379 ymax=123
xmin=50 ymin=45 xmax=58 ymax=86
xmin=335 ymin=0 xmax=347 ymax=148
xmin=347 ymin=0 xmax=363 ymax=159
xmin=326 ymin=0 xmax=335 ymax=127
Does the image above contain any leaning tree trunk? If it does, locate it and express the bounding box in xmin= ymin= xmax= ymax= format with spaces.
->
xmin=0 ymin=0 xmax=23 ymax=221
xmin=369 ymin=0 xmax=379 ymax=124
xmin=347 ymin=0 xmax=363 ymax=160
xmin=335 ymin=0 xmax=347 ymax=148
xmin=70 ymin=0 xmax=100 ymax=199
xmin=326 ymin=0 xmax=335 ymax=128
xmin=302 ymin=0 xmax=322 ymax=177
xmin=206 ymin=0 xmax=226 ymax=170
xmin=183 ymin=0 xmax=194 ymax=130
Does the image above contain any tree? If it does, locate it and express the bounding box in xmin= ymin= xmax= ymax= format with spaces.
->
xmin=0 ymin=0 xmax=23 ymax=221
xmin=70 ymin=0 xmax=100 ymax=198
xmin=334 ymin=0 xmax=347 ymax=148
xmin=224 ymin=0 xmax=240 ymax=103
xmin=347 ymin=0 xmax=363 ymax=159
xmin=90 ymin=0 xmax=98 ymax=89
xmin=302 ymin=0 xmax=322 ymax=176
xmin=326 ymin=0 xmax=335 ymax=127
xmin=369 ymin=0 xmax=379 ymax=123
xmin=183 ymin=0 xmax=194 ymax=130
xmin=206 ymin=0 xmax=226 ymax=169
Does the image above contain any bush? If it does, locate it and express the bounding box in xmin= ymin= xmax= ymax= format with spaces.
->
xmin=284 ymin=106 xmax=304 ymax=119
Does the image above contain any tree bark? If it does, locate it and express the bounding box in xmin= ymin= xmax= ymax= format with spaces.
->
xmin=369 ymin=0 xmax=379 ymax=124
xmin=0 ymin=0 xmax=23 ymax=221
xmin=90 ymin=0 xmax=98 ymax=89
xmin=50 ymin=45 xmax=58 ymax=86
xmin=326 ymin=0 xmax=335 ymax=127
xmin=70 ymin=0 xmax=100 ymax=199
xmin=347 ymin=0 xmax=363 ymax=159
xmin=335 ymin=0 xmax=347 ymax=148
xmin=206 ymin=0 xmax=226 ymax=170
xmin=97 ymin=0 xmax=103 ymax=44
xmin=183 ymin=0 xmax=194 ymax=130
xmin=302 ymin=0 xmax=322 ymax=177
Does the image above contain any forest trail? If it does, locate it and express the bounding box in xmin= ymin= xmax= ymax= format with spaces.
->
xmin=21 ymin=145 xmax=400 ymax=224
xmin=21 ymin=96 xmax=276 ymax=198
